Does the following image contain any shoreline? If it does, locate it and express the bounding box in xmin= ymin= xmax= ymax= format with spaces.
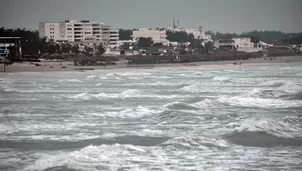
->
xmin=1 ymin=56 xmax=302 ymax=73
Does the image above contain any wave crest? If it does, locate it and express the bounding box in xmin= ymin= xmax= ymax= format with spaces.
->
xmin=213 ymin=76 xmax=230 ymax=82
xmin=161 ymin=136 xmax=229 ymax=150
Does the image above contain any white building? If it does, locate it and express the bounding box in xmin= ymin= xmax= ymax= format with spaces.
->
xmin=132 ymin=28 xmax=169 ymax=46
xmin=233 ymin=37 xmax=263 ymax=52
xmin=215 ymin=37 xmax=264 ymax=52
xmin=167 ymin=26 xmax=212 ymax=41
xmin=39 ymin=20 xmax=118 ymax=48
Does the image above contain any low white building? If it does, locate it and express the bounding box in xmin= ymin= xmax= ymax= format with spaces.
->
xmin=39 ymin=20 xmax=118 ymax=48
xmin=233 ymin=37 xmax=263 ymax=52
xmin=215 ymin=37 xmax=264 ymax=52
xmin=132 ymin=28 xmax=169 ymax=46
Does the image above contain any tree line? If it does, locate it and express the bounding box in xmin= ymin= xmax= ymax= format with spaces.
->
xmin=119 ymin=28 xmax=302 ymax=44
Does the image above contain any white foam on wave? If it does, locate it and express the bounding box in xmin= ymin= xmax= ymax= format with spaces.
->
xmin=218 ymin=96 xmax=302 ymax=108
xmin=248 ymin=80 xmax=302 ymax=99
xmin=105 ymin=106 xmax=163 ymax=119
xmin=86 ymin=75 xmax=97 ymax=79
xmin=180 ymin=84 xmax=201 ymax=93
xmin=69 ymin=144 xmax=149 ymax=169
xmin=69 ymin=89 xmax=189 ymax=101
xmin=70 ymin=93 xmax=94 ymax=100
xmin=23 ymin=153 xmax=68 ymax=171
xmin=58 ymin=79 xmax=82 ymax=83
xmin=226 ymin=116 xmax=302 ymax=138
xmin=212 ymin=76 xmax=230 ymax=81
xmin=123 ymin=81 xmax=186 ymax=87
xmin=147 ymin=75 xmax=172 ymax=79
xmin=296 ymin=72 xmax=302 ymax=76
xmin=24 ymin=144 xmax=155 ymax=171
xmin=192 ymin=99 xmax=215 ymax=109
xmin=106 ymin=72 xmax=151 ymax=77
xmin=161 ymin=136 xmax=230 ymax=150
xmin=259 ymin=80 xmax=287 ymax=87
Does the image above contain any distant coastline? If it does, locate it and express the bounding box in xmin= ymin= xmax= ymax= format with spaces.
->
xmin=1 ymin=56 xmax=302 ymax=73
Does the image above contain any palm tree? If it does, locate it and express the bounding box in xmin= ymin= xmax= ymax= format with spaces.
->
xmin=71 ymin=44 xmax=80 ymax=66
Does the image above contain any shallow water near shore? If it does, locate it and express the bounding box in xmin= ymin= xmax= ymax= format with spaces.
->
xmin=1 ymin=63 xmax=302 ymax=170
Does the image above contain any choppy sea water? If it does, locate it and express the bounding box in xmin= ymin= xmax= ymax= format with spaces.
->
xmin=1 ymin=63 xmax=302 ymax=171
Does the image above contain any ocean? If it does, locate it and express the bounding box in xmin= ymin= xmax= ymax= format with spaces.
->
xmin=1 ymin=63 xmax=302 ymax=171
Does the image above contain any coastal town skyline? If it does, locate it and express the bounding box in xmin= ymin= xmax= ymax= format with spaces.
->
xmin=1 ymin=0 xmax=302 ymax=33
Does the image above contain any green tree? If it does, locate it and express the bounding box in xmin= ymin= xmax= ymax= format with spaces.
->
xmin=153 ymin=42 xmax=164 ymax=47
xmin=120 ymin=42 xmax=131 ymax=50
xmin=84 ymin=45 xmax=94 ymax=56
xmin=55 ymin=43 xmax=61 ymax=54
xmin=71 ymin=44 xmax=80 ymax=56
xmin=137 ymin=37 xmax=153 ymax=47
xmin=189 ymin=39 xmax=202 ymax=49
xmin=96 ymin=44 xmax=105 ymax=55
xmin=47 ymin=44 xmax=56 ymax=54
xmin=119 ymin=29 xmax=132 ymax=40
xmin=61 ymin=43 xmax=72 ymax=53
xmin=204 ymin=42 xmax=214 ymax=52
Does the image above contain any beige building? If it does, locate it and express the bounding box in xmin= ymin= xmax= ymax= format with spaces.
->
xmin=132 ymin=28 xmax=168 ymax=45
xmin=39 ymin=20 xmax=118 ymax=48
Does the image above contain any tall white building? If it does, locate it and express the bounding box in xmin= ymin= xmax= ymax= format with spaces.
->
xmin=132 ymin=28 xmax=168 ymax=45
xmin=39 ymin=20 xmax=118 ymax=48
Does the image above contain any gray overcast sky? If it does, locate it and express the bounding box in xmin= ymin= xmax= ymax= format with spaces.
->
xmin=1 ymin=0 xmax=302 ymax=33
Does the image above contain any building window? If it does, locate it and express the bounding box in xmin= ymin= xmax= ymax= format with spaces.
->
xmin=85 ymin=32 xmax=91 ymax=34
xmin=67 ymin=28 xmax=72 ymax=30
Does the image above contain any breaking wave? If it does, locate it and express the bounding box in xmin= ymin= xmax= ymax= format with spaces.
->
xmin=164 ymin=99 xmax=215 ymax=111
xmin=122 ymin=81 xmax=188 ymax=87
xmin=106 ymin=72 xmax=151 ymax=77
xmin=86 ymin=75 xmax=97 ymax=79
xmin=218 ymin=96 xmax=302 ymax=108
xmin=58 ymin=79 xmax=82 ymax=83
xmin=218 ymin=79 xmax=302 ymax=108
xmin=225 ymin=116 xmax=302 ymax=147
xmin=212 ymin=76 xmax=230 ymax=82
xmin=161 ymin=136 xmax=229 ymax=150
xmin=248 ymin=80 xmax=302 ymax=100
xmin=105 ymin=106 xmax=163 ymax=119
xmin=69 ymin=89 xmax=189 ymax=100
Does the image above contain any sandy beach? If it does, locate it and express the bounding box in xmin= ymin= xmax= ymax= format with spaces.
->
xmin=1 ymin=56 xmax=302 ymax=72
